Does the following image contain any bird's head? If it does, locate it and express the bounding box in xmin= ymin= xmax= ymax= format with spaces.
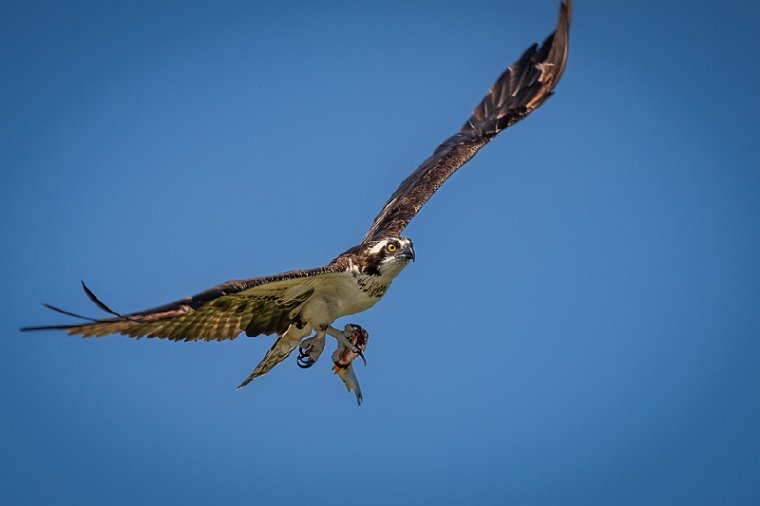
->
xmin=358 ymin=237 xmax=415 ymax=277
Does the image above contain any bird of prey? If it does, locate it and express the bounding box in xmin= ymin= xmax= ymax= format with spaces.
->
xmin=22 ymin=0 xmax=572 ymax=403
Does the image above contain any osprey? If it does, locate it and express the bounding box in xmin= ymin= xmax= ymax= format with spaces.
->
xmin=22 ymin=0 xmax=572 ymax=404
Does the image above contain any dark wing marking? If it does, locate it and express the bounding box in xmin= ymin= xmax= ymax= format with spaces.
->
xmin=362 ymin=0 xmax=572 ymax=243
xmin=21 ymin=265 xmax=346 ymax=341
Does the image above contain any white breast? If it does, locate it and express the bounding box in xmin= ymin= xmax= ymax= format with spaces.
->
xmin=295 ymin=263 xmax=408 ymax=329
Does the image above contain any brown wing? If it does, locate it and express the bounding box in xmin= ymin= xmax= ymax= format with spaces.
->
xmin=21 ymin=265 xmax=347 ymax=341
xmin=362 ymin=0 xmax=572 ymax=243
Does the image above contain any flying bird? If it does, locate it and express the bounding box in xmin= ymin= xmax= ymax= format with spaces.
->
xmin=22 ymin=0 xmax=572 ymax=403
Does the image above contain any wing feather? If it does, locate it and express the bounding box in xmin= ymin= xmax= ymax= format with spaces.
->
xmin=21 ymin=266 xmax=343 ymax=341
xmin=362 ymin=0 xmax=572 ymax=243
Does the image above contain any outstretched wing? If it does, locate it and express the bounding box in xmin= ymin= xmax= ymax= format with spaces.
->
xmin=21 ymin=266 xmax=346 ymax=341
xmin=362 ymin=0 xmax=572 ymax=243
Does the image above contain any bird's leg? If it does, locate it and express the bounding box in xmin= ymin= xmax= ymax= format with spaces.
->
xmin=297 ymin=324 xmax=365 ymax=369
xmin=331 ymin=324 xmax=369 ymax=367
xmin=297 ymin=330 xmax=325 ymax=368
xmin=324 ymin=324 xmax=362 ymax=353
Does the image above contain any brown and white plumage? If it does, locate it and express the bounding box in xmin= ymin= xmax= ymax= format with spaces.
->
xmin=22 ymin=1 xmax=572 ymax=401
xmin=31 ymin=268 xmax=343 ymax=341
xmin=363 ymin=0 xmax=571 ymax=243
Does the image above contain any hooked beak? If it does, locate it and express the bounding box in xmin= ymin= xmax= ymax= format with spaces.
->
xmin=399 ymin=244 xmax=415 ymax=262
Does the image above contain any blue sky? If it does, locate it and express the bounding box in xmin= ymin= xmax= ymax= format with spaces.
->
xmin=2 ymin=0 xmax=759 ymax=504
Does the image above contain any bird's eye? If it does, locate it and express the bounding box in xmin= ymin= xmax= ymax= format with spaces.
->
xmin=386 ymin=243 xmax=398 ymax=253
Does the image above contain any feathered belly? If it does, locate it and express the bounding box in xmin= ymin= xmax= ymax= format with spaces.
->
xmin=338 ymin=290 xmax=381 ymax=316
xmin=299 ymin=275 xmax=389 ymax=327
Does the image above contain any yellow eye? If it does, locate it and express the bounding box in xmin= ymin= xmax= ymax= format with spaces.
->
xmin=386 ymin=243 xmax=398 ymax=253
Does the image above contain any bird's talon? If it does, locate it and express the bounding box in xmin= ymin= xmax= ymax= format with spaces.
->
xmin=296 ymin=332 xmax=326 ymax=369
xmin=296 ymin=346 xmax=316 ymax=368
xmin=297 ymin=357 xmax=314 ymax=368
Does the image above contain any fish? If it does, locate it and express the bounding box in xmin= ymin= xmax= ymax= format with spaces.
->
xmin=331 ymin=324 xmax=369 ymax=405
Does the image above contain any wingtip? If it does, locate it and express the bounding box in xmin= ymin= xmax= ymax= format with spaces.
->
xmin=236 ymin=375 xmax=255 ymax=390
xmin=19 ymin=323 xmax=76 ymax=332
xmin=560 ymin=0 xmax=573 ymax=30
xmin=80 ymin=280 xmax=123 ymax=318
xmin=41 ymin=302 xmax=99 ymax=322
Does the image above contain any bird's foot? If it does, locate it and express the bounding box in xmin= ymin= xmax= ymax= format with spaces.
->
xmin=297 ymin=331 xmax=325 ymax=368
xmin=324 ymin=324 xmax=361 ymax=354
xmin=331 ymin=324 xmax=369 ymax=368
